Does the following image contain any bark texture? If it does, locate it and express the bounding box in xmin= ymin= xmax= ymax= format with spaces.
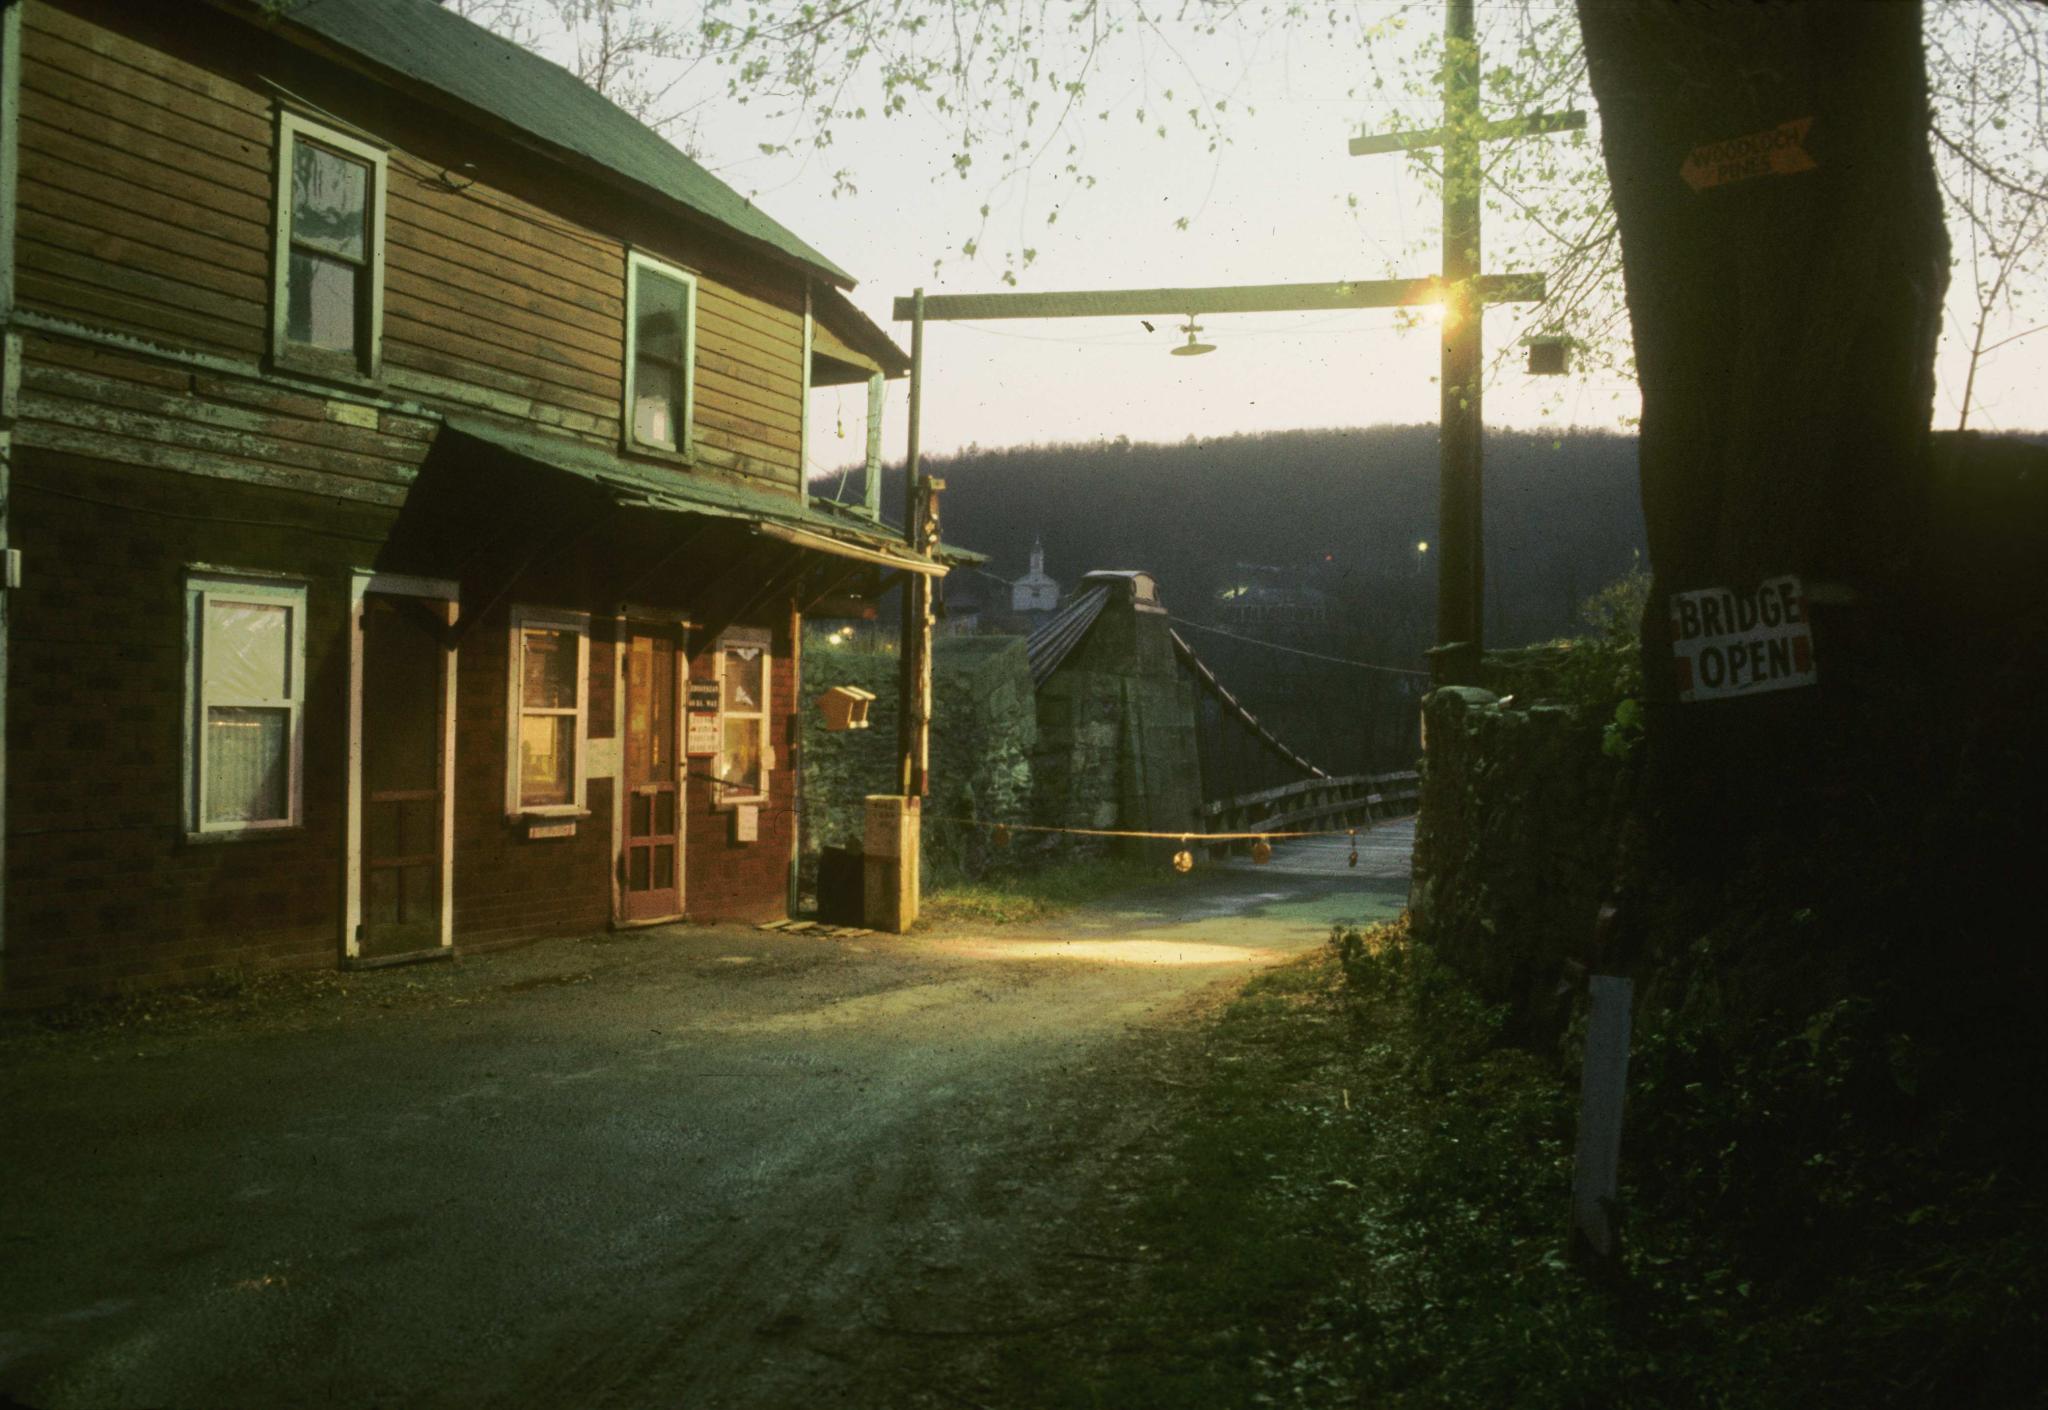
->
xmin=1577 ymin=1 xmax=1949 ymax=882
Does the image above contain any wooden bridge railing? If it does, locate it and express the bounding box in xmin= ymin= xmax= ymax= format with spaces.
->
xmin=1201 ymin=770 xmax=1420 ymax=838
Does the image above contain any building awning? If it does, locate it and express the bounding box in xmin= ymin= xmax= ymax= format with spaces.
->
xmin=438 ymin=416 xmax=946 ymax=578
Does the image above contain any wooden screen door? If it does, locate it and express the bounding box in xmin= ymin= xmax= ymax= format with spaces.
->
xmin=621 ymin=626 xmax=683 ymax=922
xmin=358 ymin=592 xmax=449 ymax=959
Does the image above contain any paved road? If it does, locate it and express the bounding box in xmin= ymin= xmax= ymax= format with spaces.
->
xmin=0 ymin=821 xmax=1411 ymax=1410
xmin=1223 ymin=817 xmax=1414 ymax=879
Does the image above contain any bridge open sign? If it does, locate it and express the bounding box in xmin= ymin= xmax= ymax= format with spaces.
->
xmin=1670 ymin=575 xmax=1817 ymax=703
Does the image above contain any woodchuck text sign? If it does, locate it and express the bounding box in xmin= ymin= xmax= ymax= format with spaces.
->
xmin=1680 ymin=118 xmax=1816 ymax=192
xmin=1670 ymin=575 xmax=1817 ymax=703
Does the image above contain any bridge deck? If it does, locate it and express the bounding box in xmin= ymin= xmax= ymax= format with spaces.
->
xmin=1223 ymin=816 xmax=1414 ymax=880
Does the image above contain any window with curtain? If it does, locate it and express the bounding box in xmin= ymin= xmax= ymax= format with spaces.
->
xmin=626 ymin=252 xmax=697 ymax=453
xmin=187 ymin=576 xmax=306 ymax=834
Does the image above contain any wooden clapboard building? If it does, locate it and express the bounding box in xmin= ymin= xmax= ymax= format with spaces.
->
xmin=0 ymin=0 xmax=938 ymax=1000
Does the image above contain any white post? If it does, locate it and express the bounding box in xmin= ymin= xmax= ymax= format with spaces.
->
xmin=1570 ymin=974 xmax=1634 ymax=1264
xmin=864 ymin=371 xmax=885 ymax=520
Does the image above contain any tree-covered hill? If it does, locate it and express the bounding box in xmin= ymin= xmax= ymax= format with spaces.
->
xmin=839 ymin=424 xmax=1647 ymax=650
xmin=822 ymin=425 xmax=1647 ymax=774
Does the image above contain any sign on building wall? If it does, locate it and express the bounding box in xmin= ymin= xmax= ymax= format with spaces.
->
xmin=686 ymin=711 xmax=720 ymax=757
xmin=1670 ymin=574 xmax=1817 ymax=703
xmin=686 ymin=679 xmax=720 ymax=757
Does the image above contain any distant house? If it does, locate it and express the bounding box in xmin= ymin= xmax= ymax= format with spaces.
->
xmin=1214 ymin=561 xmax=1332 ymax=632
xmin=1011 ymin=537 xmax=1059 ymax=614
xmin=939 ymin=583 xmax=983 ymax=637
xmin=0 ymin=0 xmax=946 ymax=1000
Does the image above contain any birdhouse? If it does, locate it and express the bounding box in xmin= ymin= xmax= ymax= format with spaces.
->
xmin=1526 ymin=334 xmax=1570 ymax=376
xmin=817 ymin=684 xmax=876 ymax=732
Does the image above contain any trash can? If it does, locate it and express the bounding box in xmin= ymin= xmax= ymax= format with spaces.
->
xmin=816 ymin=845 xmax=865 ymax=926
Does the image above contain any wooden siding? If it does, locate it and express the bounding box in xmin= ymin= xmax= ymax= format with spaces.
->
xmin=692 ymin=280 xmax=804 ymax=480
xmin=14 ymin=334 xmax=432 ymax=506
xmin=16 ymin=0 xmax=811 ymax=495
xmin=16 ymin=3 xmax=272 ymax=360
xmin=383 ymin=154 xmax=629 ymax=441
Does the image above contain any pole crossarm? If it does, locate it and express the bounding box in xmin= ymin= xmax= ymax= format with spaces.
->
xmin=1347 ymin=108 xmax=1586 ymax=157
xmin=891 ymin=274 xmax=1543 ymax=323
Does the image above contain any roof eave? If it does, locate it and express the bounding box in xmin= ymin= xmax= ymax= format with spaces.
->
xmin=813 ymin=284 xmax=911 ymax=377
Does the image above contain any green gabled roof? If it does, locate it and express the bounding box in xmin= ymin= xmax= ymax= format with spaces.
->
xmin=267 ymin=0 xmax=854 ymax=286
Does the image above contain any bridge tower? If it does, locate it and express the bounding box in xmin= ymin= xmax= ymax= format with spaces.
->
xmin=1026 ymin=571 xmax=1203 ymax=851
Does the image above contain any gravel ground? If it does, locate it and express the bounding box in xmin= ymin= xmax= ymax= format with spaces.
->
xmin=0 ymin=825 xmax=1409 ymax=1410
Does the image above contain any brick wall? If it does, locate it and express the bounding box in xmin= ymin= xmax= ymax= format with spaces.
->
xmin=5 ymin=447 xmax=810 ymax=1001
xmin=447 ymin=603 xmax=615 ymax=949
xmin=4 ymin=451 xmax=394 ymax=1002
xmin=447 ymin=602 xmax=797 ymax=942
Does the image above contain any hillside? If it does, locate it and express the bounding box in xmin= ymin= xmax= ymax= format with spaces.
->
xmin=819 ymin=425 xmax=1647 ymax=772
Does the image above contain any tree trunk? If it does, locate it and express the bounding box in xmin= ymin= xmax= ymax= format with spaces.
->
xmin=1576 ymin=2 xmax=1949 ymax=888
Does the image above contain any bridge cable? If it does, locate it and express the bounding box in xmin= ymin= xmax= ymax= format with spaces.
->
xmin=1168 ymin=617 xmax=1431 ymax=677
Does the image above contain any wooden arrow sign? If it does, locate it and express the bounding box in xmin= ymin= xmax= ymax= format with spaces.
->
xmin=1681 ymin=117 xmax=1817 ymax=192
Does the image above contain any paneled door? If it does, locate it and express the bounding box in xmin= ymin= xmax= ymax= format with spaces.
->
xmin=621 ymin=626 xmax=683 ymax=922
xmin=358 ymin=592 xmax=448 ymax=959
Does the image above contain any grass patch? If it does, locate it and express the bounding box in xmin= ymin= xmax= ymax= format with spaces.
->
xmin=991 ymin=920 xmax=1617 ymax=1408
xmin=980 ymin=920 xmax=2045 ymax=1408
xmin=918 ymin=855 xmax=1160 ymax=927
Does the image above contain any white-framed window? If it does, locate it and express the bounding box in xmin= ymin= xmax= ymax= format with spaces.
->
xmin=185 ymin=573 xmax=308 ymax=836
xmin=507 ymin=607 xmax=590 ymax=816
xmin=714 ymin=627 xmax=772 ymax=804
xmin=625 ymin=250 xmax=698 ymax=454
xmin=272 ymin=110 xmax=387 ymax=379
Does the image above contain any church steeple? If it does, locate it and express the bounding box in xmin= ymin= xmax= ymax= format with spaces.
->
xmin=1011 ymin=534 xmax=1059 ymax=614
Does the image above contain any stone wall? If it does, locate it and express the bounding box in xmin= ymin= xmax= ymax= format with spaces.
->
xmin=1030 ymin=589 xmax=1203 ymax=852
xmin=1409 ymin=647 xmax=1638 ymax=1040
xmin=800 ymin=636 xmax=1036 ymax=879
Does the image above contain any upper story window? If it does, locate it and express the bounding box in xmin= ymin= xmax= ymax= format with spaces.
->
xmin=186 ymin=573 xmax=308 ymax=836
xmin=626 ymin=251 xmax=698 ymax=454
xmin=272 ymin=112 xmax=387 ymax=379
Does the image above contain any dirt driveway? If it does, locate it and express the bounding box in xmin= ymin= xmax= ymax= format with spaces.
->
xmin=0 ymin=826 xmax=1409 ymax=1410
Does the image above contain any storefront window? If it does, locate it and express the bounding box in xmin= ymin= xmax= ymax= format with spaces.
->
xmin=508 ymin=610 xmax=588 ymax=814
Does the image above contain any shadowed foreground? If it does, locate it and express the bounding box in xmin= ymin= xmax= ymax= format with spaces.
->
xmin=0 ymin=825 xmax=1409 ymax=1409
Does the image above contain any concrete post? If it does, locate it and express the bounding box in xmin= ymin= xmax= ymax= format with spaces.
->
xmin=863 ymin=794 xmax=920 ymax=932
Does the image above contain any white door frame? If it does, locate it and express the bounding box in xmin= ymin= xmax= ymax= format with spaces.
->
xmin=345 ymin=571 xmax=460 ymax=961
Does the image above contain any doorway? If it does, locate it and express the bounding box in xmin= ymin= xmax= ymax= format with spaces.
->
xmin=346 ymin=574 xmax=457 ymax=963
xmin=620 ymin=624 xmax=684 ymax=923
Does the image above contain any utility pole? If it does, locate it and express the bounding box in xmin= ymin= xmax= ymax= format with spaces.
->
xmin=1439 ymin=0 xmax=1483 ymax=684
xmin=897 ymin=288 xmax=933 ymax=798
xmin=1350 ymin=0 xmax=1584 ymax=684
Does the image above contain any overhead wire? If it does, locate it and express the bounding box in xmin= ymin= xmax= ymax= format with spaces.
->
xmin=1169 ymin=617 xmax=1429 ymax=677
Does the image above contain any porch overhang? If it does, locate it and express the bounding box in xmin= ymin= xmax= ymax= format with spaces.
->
xmin=437 ymin=416 xmax=946 ymax=579
xmin=750 ymin=520 xmax=942 ymax=576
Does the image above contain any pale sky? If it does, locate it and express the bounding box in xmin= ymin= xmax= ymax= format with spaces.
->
xmin=481 ymin=3 xmax=2048 ymax=474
